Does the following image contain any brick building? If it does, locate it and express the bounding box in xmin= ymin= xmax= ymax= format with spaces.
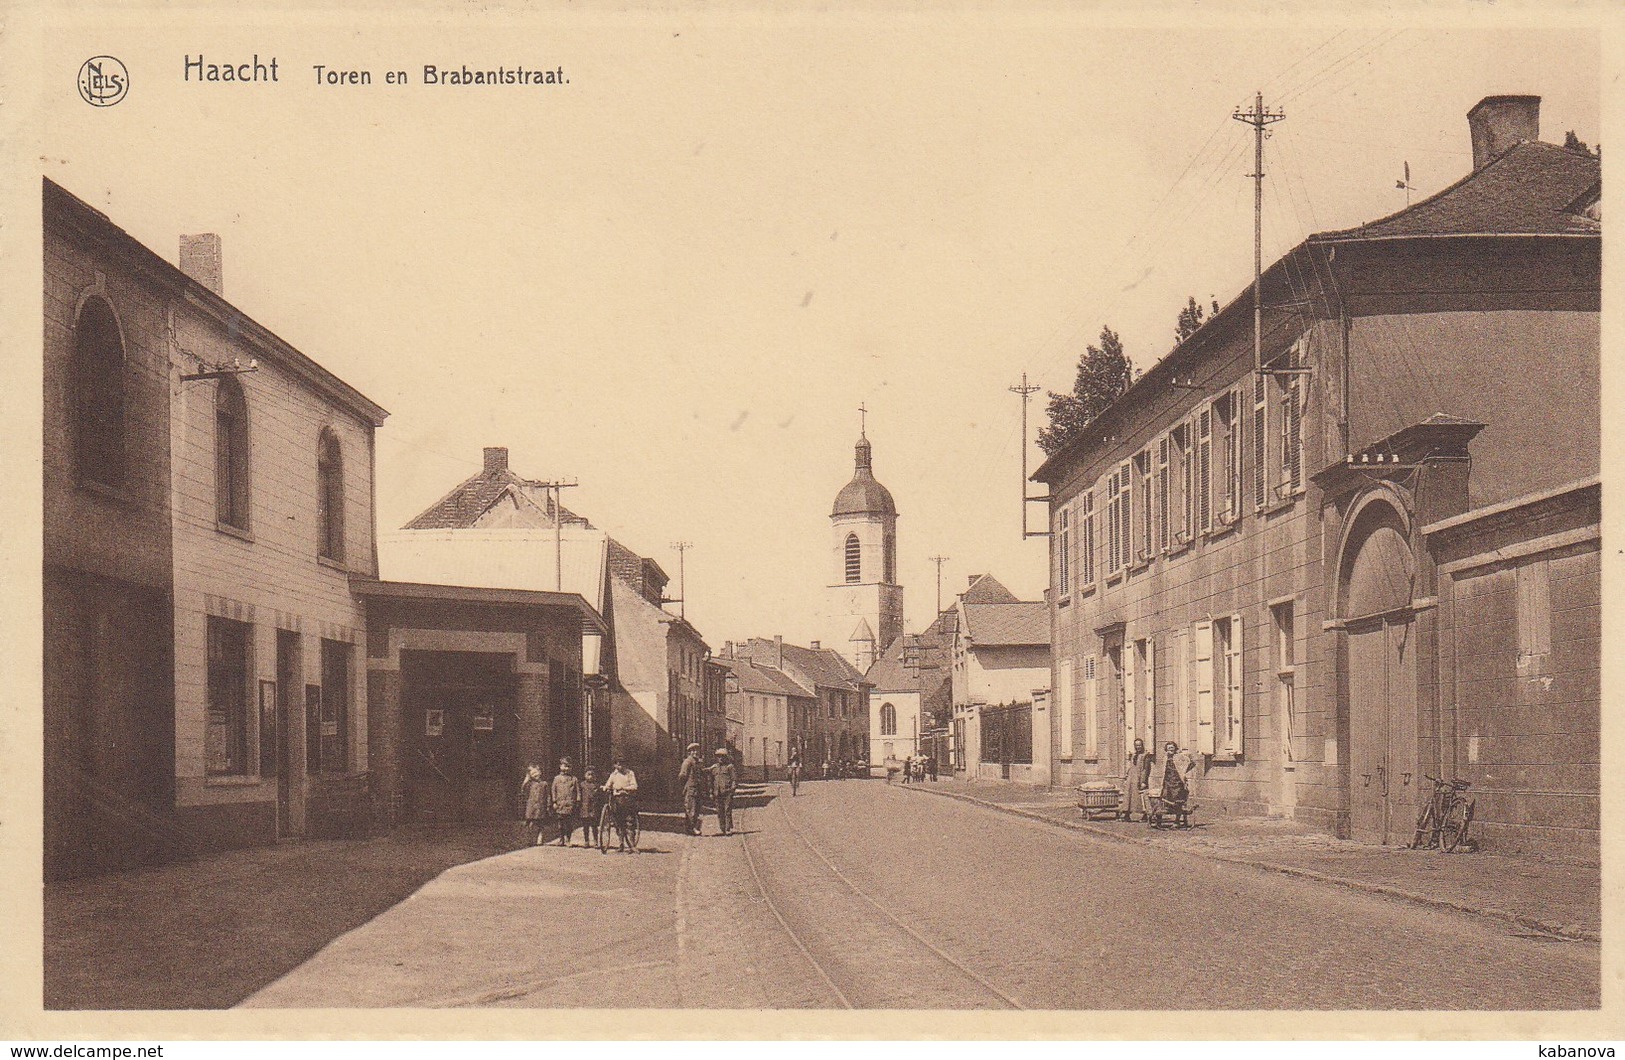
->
xmin=44 ymin=178 xmax=389 ymax=874
xmin=1035 ymin=96 xmax=1599 ymax=857
xmin=733 ymin=637 xmax=871 ymax=771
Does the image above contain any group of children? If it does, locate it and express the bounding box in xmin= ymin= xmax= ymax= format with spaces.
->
xmin=519 ymin=758 xmax=608 ymax=847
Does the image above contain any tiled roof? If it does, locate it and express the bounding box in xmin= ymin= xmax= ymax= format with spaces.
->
xmin=1316 ymin=141 xmax=1600 ymax=241
xmin=866 ymin=612 xmax=955 ymax=692
xmin=778 ymin=641 xmax=868 ymax=691
xmin=960 ymin=574 xmax=1020 ymax=605
xmin=403 ymin=469 xmax=591 ymax=530
xmin=717 ymin=657 xmax=812 ymax=698
xmin=962 ymin=602 xmax=1050 ymax=647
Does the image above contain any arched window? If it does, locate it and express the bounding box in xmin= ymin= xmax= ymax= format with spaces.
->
xmin=72 ymin=296 xmax=126 ymax=487
xmin=844 ymin=532 xmax=861 ymax=583
xmin=317 ymin=429 xmax=345 ymax=562
xmin=883 ymin=530 xmax=896 ymax=583
xmin=215 ymin=376 xmax=250 ymax=530
xmin=880 ymin=702 xmax=897 ymax=736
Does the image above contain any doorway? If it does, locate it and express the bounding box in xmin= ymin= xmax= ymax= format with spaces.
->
xmin=401 ymin=651 xmax=518 ymax=822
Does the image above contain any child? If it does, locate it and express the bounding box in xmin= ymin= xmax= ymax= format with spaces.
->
xmin=579 ymin=768 xmax=602 ymax=847
xmin=520 ymin=763 xmax=546 ymax=846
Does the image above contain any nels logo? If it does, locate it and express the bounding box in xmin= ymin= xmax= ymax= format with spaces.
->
xmin=78 ymin=56 xmax=129 ymax=107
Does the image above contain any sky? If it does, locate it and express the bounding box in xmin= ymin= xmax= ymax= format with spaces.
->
xmin=30 ymin=8 xmax=1602 ymax=648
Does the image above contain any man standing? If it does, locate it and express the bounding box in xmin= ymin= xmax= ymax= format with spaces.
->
xmin=678 ymin=743 xmax=706 ymax=836
xmin=1123 ymin=739 xmax=1153 ymax=821
xmin=549 ymin=758 xmax=582 ymax=846
xmin=709 ymin=748 xmax=738 ymax=836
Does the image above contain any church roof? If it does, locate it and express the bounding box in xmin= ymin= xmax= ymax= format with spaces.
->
xmin=849 ymin=617 xmax=877 ymax=644
xmin=832 ymin=433 xmax=897 ymax=517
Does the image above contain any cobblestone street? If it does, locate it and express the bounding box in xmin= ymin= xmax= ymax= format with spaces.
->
xmin=218 ymin=780 xmax=1599 ymax=1010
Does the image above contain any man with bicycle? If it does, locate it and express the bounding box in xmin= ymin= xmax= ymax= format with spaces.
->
xmin=601 ymin=756 xmax=639 ymax=853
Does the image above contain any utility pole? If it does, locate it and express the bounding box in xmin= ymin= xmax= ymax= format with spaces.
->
xmin=928 ymin=554 xmax=950 ymax=617
xmin=531 ymin=478 xmax=580 ymax=591
xmin=670 ymin=541 xmax=692 ymax=621
xmin=1008 ymin=373 xmax=1049 ymax=538
xmin=1233 ymin=92 xmax=1285 ymax=374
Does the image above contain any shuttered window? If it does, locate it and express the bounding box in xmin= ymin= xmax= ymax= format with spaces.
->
xmin=1122 ymin=637 xmax=1137 ymax=757
xmin=1178 ymin=423 xmax=1194 ymax=543
xmin=1057 ymin=659 xmax=1074 ymax=761
xmin=1219 ymin=614 xmax=1245 ymax=757
xmin=1055 ymin=506 xmax=1071 ymax=596
xmin=1082 ymin=654 xmax=1099 ymax=758
xmin=1136 ymin=450 xmax=1153 ymax=562
xmin=1156 ymin=437 xmax=1171 ymax=552
xmin=1253 ymin=371 xmax=1269 ymax=509
xmin=1079 ymin=490 xmax=1096 ymax=589
xmin=1197 ymin=407 xmax=1213 ymax=534
xmin=1193 ymin=619 xmax=1215 ymax=755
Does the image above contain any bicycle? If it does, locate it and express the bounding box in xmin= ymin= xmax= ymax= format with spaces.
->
xmin=1410 ymin=774 xmax=1475 ymax=851
xmin=598 ymin=793 xmax=640 ymax=854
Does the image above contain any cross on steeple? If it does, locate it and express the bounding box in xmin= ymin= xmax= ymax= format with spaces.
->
xmin=858 ymin=401 xmax=867 ymax=436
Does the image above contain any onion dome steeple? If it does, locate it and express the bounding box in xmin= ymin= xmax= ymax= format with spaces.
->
xmin=831 ymin=429 xmax=897 ymax=518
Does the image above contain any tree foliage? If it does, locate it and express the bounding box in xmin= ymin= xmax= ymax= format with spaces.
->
xmin=1564 ymin=130 xmax=1600 ymax=159
xmin=1037 ymin=326 xmax=1135 ymax=457
xmin=1174 ymin=295 xmax=1222 ymax=345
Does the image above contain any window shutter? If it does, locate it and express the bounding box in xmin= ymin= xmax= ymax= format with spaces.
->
xmin=1083 ymin=654 xmax=1098 ymax=758
xmin=1122 ymin=641 xmax=1137 ymax=756
xmin=1197 ymin=407 xmax=1213 ymax=533
xmin=1170 ymin=629 xmax=1189 ymax=751
xmin=1253 ymin=372 xmax=1268 ymax=509
xmin=1156 ymin=437 xmax=1171 ymax=552
xmin=1288 ymin=377 xmax=1303 ymax=492
xmin=1225 ymin=613 xmax=1245 ymax=756
xmin=1057 ymin=659 xmax=1074 ymax=760
xmin=1143 ymin=638 xmax=1157 ymax=749
xmin=1193 ymin=620 xmax=1214 ymax=755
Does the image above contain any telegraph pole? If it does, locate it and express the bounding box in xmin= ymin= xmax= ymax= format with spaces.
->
xmin=531 ymin=478 xmax=580 ymax=591
xmin=670 ymin=541 xmax=692 ymax=620
xmin=1233 ymin=92 xmax=1285 ymax=374
xmin=929 ymin=554 xmax=950 ymax=617
xmin=1009 ymin=373 xmax=1048 ymax=538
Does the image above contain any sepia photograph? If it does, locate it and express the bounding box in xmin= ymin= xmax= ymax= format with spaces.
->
xmin=3 ymin=0 xmax=1618 ymax=1042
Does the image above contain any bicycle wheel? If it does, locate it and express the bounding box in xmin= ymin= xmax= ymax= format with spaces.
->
xmin=1442 ymin=797 xmax=1473 ymax=852
xmin=1410 ymin=802 xmax=1439 ymax=849
xmin=598 ymin=804 xmax=612 ymax=854
xmin=626 ymin=810 xmax=640 ymax=851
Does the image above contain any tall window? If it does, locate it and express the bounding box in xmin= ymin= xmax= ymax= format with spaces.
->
xmin=1136 ymin=450 xmax=1153 ymax=562
xmin=1105 ymin=469 xmax=1124 ymax=575
xmin=1156 ymin=437 xmax=1170 ymax=552
xmin=1176 ymin=423 xmax=1194 ymax=543
xmin=319 ymin=638 xmax=351 ymax=773
xmin=844 ymin=532 xmax=861 ymax=583
xmin=1196 ymin=406 xmax=1213 ymax=533
xmin=1217 ymin=390 xmax=1242 ymax=522
xmin=1055 ymin=505 xmax=1071 ymax=596
xmin=1215 ymin=614 xmax=1245 ymax=758
xmin=1079 ymin=490 xmax=1096 ymax=589
xmin=880 ymin=702 xmax=897 ymax=736
xmin=1252 ymin=371 xmax=1269 ymax=509
xmin=1278 ymin=374 xmax=1303 ymax=494
xmin=215 ymin=376 xmax=250 ymax=530
xmin=206 ymin=617 xmax=251 ymax=775
xmin=72 ymin=296 xmax=127 ymax=487
xmin=317 ymin=429 xmax=345 ymax=562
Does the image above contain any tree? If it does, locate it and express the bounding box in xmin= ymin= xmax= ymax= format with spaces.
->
xmin=1037 ymin=325 xmax=1135 ymax=456
xmin=1174 ymin=295 xmax=1221 ymax=345
xmin=1564 ymin=130 xmax=1600 ymax=159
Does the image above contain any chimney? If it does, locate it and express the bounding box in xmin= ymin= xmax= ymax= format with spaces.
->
xmin=179 ymin=234 xmax=223 ymax=296
xmin=773 ymin=635 xmax=784 ymax=670
xmin=483 ymin=447 xmax=509 ymax=476
xmin=810 ymin=640 xmax=821 ymax=650
xmin=1468 ymin=95 xmax=1540 ymax=170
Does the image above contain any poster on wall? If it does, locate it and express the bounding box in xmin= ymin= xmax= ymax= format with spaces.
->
xmin=424 ymin=709 xmax=444 ymax=738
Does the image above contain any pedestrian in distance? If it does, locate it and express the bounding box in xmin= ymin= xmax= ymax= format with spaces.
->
xmin=579 ymin=767 xmax=602 ymax=848
xmin=709 ymin=747 xmax=739 ymax=836
xmin=678 ymin=743 xmax=706 ymax=836
xmin=927 ymin=754 xmax=938 ymax=782
xmin=788 ymin=749 xmax=803 ymax=796
xmin=520 ymin=762 xmax=546 ymax=846
xmin=1124 ymin=738 xmax=1154 ymax=821
xmin=549 ymin=758 xmax=583 ymax=846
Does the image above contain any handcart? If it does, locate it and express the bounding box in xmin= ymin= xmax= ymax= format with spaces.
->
xmin=1076 ymin=781 xmax=1123 ymax=821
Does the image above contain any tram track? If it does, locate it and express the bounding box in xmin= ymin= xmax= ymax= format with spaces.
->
xmin=737 ymin=785 xmax=1026 ymax=1010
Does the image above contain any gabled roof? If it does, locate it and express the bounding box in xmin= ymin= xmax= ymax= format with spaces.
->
xmin=777 ymin=641 xmax=869 ymax=691
xmin=716 ymin=657 xmax=814 ymax=699
xmin=961 ymin=602 xmax=1050 ymax=648
xmin=867 ymin=610 xmax=955 ymax=692
xmin=1315 ymin=141 xmax=1600 ymax=241
xmin=404 ymin=467 xmax=590 ymax=530
xmin=960 ymin=573 xmax=1020 ymax=605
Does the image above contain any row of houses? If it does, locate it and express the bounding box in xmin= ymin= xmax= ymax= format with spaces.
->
xmin=1025 ymin=95 xmax=1599 ymax=858
xmin=43 ymin=178 xmax=722 ymax=878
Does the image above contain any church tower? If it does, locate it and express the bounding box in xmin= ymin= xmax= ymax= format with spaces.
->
xmin=826 ymin=422 xmax=903 ymax=671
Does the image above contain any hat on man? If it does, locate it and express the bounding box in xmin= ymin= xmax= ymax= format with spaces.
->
xmin=687 ymin=743 xmax=701 ymax=752
xmin=714 ymin=748 xmax=729 ymax=758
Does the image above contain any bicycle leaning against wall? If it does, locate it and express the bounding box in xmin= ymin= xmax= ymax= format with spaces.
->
xmin=1410 ymin=774 xmax=1475 ymax=851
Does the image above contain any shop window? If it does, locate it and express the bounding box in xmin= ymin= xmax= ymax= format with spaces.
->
xmin=206 ymin=617 xmax=251 ymax=775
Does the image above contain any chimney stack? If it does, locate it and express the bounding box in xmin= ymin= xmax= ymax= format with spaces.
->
xmin=483 ymin=447 xmax=509 ymax=475
xmin=179 ymin=234 xmax=223 ymax=296
xmin=810 ymin=640 xmax=821 ymax=650
xmin=1468 ymin=95 xmax=1540 ymax=170
xmin=773 ymin=635 xmax=784 ymax=670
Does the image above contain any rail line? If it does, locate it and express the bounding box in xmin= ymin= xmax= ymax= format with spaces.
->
xmin=739 ymin=785 xmax=1026 ymax=1010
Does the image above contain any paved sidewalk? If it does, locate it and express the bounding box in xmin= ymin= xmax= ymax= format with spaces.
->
xmin=902 ymin=778 xmax=1602 ymax=942
xmin=45 ymin=823 xmax=525 ymax=1009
